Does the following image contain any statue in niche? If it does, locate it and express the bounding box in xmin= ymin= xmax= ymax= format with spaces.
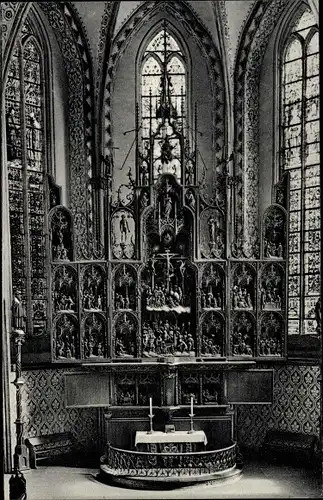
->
xmin=263 ymin=209 xmax=285 ymax=259
xmin=260 ymin=265 xmax=283 ymax=311
xmin=201 ymin=313 xmax=223 ymax=357
xmin=140 ymin=191 xmax=149 ymax=210
xmin=120 ymin=214 xmax=130 ymax=244
xmin=164 ymin=194 xmax=172 ymax=219
xmin=53 ymin=266 xmax=77 ymax=312
xmin=51 ymin=209 xmax=72 ymax=262
xmin=259 ymin=314 xmax=282 ymax=356
xmin=232 ymin=265 xmax=254 ymax=310
xmin=315 ymin=297 xmax=321 ymax=334
xmin=6 ymin=106 xmax=20 ymax=161
xmin=140 ymin=161 xmax=149 ymax=186
xmin=82 ymin=266 xmax=104 ymax=311
xmin=185 ymin=160 xmax=195 ymax=185
xmin=185 ymin=189 xmax=195 ymax=210
xmin=84 ymin=314 xmax=105 ymax=358
xmin=202 ymin=388 xmax=218 ymax=405
xmin=232 ymin=313 xmax=253 ymax=356
xmin=55 ymin=231 xmax=69 ymax=261
xmin=11 ymin=291 xmax=26 ymax=331
xmin=114 ymin=265 xmax=136 ymax=311
xmin=160 ymin=136 xmax=175 ymax=164
xmin=208 ymin=216 xmax=216 ymax=243
xmin=142 ymin=319 xmax=195 ymax=357
xmin=201 ymin=264 xmax=223 ymax=310
xmin=55 ymin=314 xmax=77 ymax=359
xmin=116 ymin=385 xmax=135 ymax=405
xmin=115 ymin=313 xmax=136 ymax=358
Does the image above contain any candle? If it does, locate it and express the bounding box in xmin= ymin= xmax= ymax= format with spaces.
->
xmin=191 ymin=395 xmax=194 ymax=415
xmin=149 ymin=397 xmax=152 ymax=415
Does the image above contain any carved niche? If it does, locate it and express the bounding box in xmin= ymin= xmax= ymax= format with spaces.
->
xmin=179 ymin=372 xmax=200 ymax=405
xmin=260 ymin=263 xmax=284 ymax=311
xmin=137 ymin=373 xmax=160 ymax=406
xmin=113 ymin=312 xmax=138 ymax=358
xmin=83 ymin=313 xmax=107 ymax=359
xmin=111 ymin=208 xmax=136 ymax=259
xmin=113 ymin=264 xmax=137 ymax=311
xmin=50 ymin=207 xmax=73 ymax=262
xmin=53 ymin=313 xmax=79 ymax=360
xmin=200 ymin=206 xmax=225 ymax=259
xmin=140 ymin=256 xmax=196 ymax=358
xmin=202 ymin=373 xmax=221 ymax=405
xmin=201 ymin=263 xmax=225 ymax=310
xmin=200 ymin=311 xmax=224 ymax=357
xmin=231 ymin=311 xmax=255 ymax=357
xmin=81 ymin=264 xmax=105 ymax=312
xmin=262 ymin=205 xmax=287 ymax=259
xmin=259 ymin=312 xmax=284 ymax=357
xmin=231 ymin=263 xmax=256 ymax=311
xmin=52 ymin=265 xmax=77 ymax=313
xmin=142 ymin=175 xmax=192 ymax=258
xmin=114 ymin=374 xmax=136 ymax=406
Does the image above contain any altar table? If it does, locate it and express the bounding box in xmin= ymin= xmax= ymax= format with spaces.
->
xmin=135 ymin=430 xmax=207 ymax=453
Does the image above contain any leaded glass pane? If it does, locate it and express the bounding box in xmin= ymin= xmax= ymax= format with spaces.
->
xmin=305 ymin=165 xmax=320 ymax=187
xmin=304 ymin=230 xmax=320 ymax=252
xmin=289 ymin=233 xmax=301 ymax=253
xmin=304 ymin=251 xmax=320 ymax=275
xmin=284 ymin=102 xmax=302 ymax=125
xmin=283 ymin=59 xmax=302 ymax=85
xmin=306 ymin=53 xmax=319 ymax=76
xmin=284 ymin=38 xmax=302 ymax=62
xmin=294 ymin=10 xmax=316 ymax=36
xmin=305 ymin=142 xmax=320 ymax=166
xmin=289 ymin=298 xmax=300 ymax=317
xmin=306 ymin=97 xmax=319 ymax=120
xmin=284 ymin=81 xmax=302 ymax=103
xmin=289 ymin=253 xmax=301 ymax=274
xmin=305 ymin=274 xmax=320 ymax=295
xmin=304 ymin=319 xmax=316 ymax=334
xmin=289 ymin=275 xmax=300 ymax=296
xmin=307 ymin=32 xmax=319 ymax=55
xmin=304 ymin=296 xmax=318 ymax=318
xmin=288 ymin=320 xmax=299 ymax=335
xmin=284 ymin=146 xmax=301 ymax=169
xmin=284 ymin=125 xmax=301 ymax=147
xmin=304 ymin=209 xmax=320 ymax=230
xmin=306 ymin=76 xmax=319 ymax=98
xmin=289 ymin=169 xmax=302 ymax=188
xmin=304 ymin=186 xmax=320 ymax=208
xmin=305 ymin=120 xmax=319 ymax=143
xmin=289 ymin=190 xmax=301 ymax=211
xmin=289 ymin=212 xmax=301 ymax=232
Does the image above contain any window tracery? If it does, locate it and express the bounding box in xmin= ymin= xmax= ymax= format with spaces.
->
xmin=280 ymin=7 xmax=320 ymax=336
xmin=5 ymin=18 xmax=49 ymax=337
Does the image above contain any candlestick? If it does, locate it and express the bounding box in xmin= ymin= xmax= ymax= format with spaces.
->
xmin=147 ymin=413 xmax=154 ymax=434
xmin=190 ymin=395 xmax=193 ymax=415
xmin=149 ymin=397 xmax=152 ymax=415
xmin=187 ymin=413 xmax=195 ymax=434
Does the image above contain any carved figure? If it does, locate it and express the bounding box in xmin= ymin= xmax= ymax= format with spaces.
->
xmin=208 ymin=216 xmax=216 ymax=243
xmin=185 ymin=189 xmax=195 ymax=209
xmin=120 ymin=214 xmax=130 ymax=244
xmin=11 ymin=293 xmax=26 ymax=331
xmin=164 ymin=194 xmax=172 ymax=219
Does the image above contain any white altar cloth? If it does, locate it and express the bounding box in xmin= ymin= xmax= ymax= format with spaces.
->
xmin=135 ymin=430 xmax=207 ymax=446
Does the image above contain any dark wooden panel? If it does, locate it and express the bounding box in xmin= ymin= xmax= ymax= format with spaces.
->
xmin=227 ymin=369 xmax=273 ymax=404
xmin=64 ymin=372 xmax=110 ymax=407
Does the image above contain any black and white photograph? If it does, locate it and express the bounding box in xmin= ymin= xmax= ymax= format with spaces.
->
xmin=1 ymin=1 xmax=321 ymax=498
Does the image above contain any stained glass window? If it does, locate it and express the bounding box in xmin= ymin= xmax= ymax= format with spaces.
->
xmin=5 ymin=19 xmax=48 ymax=337
xmin=281 ymin=8 xmax=320 ymax=335
xmin=140 ymin=24 xmax=187 ymax=181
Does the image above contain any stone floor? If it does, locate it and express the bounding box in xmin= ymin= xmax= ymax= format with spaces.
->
xmin=4 ymin=459 xmax=322 ymax=499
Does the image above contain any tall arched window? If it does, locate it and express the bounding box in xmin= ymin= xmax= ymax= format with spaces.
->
xmin=140 ymin=23 xmax=188 ymax=182
xmin=280 ymin=7 xmax=320 ymax=336
xmin=5 ymin=18 xmax=50 ymax=337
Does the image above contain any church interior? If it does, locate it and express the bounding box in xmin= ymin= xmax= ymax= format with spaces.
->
xmin=1 ymin=0 xmax=321 ymax=498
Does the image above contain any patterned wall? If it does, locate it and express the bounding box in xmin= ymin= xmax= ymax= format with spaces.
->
xmin=21 ymin=368 xmax=100 ymax=453
xmin=237 ymin=364 xmax=320 ymax=450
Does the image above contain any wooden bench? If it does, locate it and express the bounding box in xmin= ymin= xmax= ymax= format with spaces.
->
xmin=25 ymin=432 xmax=74 ymax=468
xmin=262 ymin=430 xmax=318 ymax=466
